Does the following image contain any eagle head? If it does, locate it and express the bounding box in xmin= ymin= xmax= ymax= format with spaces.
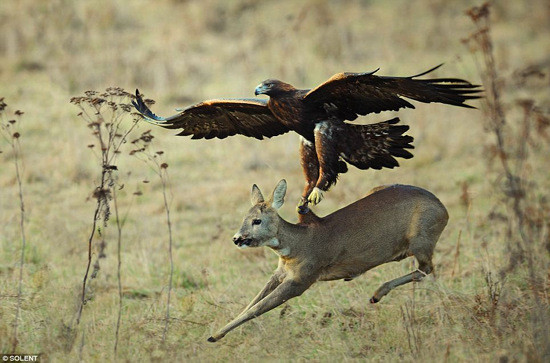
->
xmin=255 ymin=79 xmax=294 ymax=96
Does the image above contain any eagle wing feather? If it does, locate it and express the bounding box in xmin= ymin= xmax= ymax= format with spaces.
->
xmin=132 ymin=90 xmax=289 ymax=140
xmin=303 ymin=64 xmax=482 ymax=121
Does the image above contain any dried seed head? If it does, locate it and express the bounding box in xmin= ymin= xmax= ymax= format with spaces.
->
xmin=91 ymin=97 xmax=105 ymax=106
xmin=119 ymin=104 xmax=131 ymax=112
xmin=466 ymin=3 xmax=490 ymax=22
xmin=140 ymin=132 xmax=154 ymax=143
xmin=160 ymin=163 xmax=168 ymax=169
xmin=92 ymin=187 xmax=111 ymax=200
xmin=13 ymin=132 xmax=20 ymax=139
xmin=70 ymin=96 xmax=83 ymax=105
xmin=129 ymin=147 xmax=145 ymax=155
xmin=517 ymin=99 xmax=534 ymax=110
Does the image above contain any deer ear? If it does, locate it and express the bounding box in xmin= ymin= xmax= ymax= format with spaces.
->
xmin=251 ymin=184 xmax=265 ymax=205
xmin=270 ymin=179 xmax=287 ymax=209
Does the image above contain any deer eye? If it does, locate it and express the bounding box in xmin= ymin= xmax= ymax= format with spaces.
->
xmin=252 ymin=219 xmax=262 ymax=225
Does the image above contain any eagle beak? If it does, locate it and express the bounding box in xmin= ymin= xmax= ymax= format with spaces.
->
xmin=254 ymin=84 xmax=264 ymax=96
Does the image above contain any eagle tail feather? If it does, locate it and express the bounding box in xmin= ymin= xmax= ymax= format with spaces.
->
xmin=342 ymin=117 xmax=414 ymax=170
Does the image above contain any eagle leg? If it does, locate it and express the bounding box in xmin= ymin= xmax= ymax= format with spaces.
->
xmin=299 ymin=136 xmax=319 ymax=209
xmin=308 ymin=121 xmax=342 ymax=205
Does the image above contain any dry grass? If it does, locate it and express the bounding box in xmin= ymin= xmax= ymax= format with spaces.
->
xmin=0 ymin=0 xmax=549 ymax=361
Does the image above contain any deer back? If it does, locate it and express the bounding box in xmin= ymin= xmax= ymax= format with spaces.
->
xmin=289 ymin=184 xmax=448 ymax=278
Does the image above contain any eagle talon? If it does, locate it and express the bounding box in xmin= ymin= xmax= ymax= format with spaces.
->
xmin=297 ymin=198 xmax=310 ymax=215
xmin=297 ymin=204 xmax=310 ymax=215
xmin=307 ymin=188 xmax=324 ymax=205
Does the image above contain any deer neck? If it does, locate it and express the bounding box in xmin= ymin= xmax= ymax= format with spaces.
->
xmin=268 ymin=216 xmax=309 ymax=258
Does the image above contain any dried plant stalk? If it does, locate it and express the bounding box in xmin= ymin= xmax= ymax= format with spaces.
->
xmin=465 ymin=3 xmax=550 ymax=359
xmin=0 ymin=99 xmax=27 ymax=352
xmin=130 ymin=128 xmax=175 ymax=345
xmin=70 ymin=89 xmax=140 ymax=358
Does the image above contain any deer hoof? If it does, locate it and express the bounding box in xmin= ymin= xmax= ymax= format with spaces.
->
xmin=308 ymin=187 xmax=324 ymax=205
xmin=207 ymin=336 xmax=217 ymax=343
xmin=370 ymin=296 xmax=379 ymax=304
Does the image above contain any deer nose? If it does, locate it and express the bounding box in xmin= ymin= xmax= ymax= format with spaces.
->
xmin=233 ymin=234 xmax=252 ymax=247
xmin=233 ymin=234 xmax=244 ymax=244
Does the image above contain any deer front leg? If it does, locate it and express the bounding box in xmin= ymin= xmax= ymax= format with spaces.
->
xmin=207 ymin=278 xmax=313 ymax=342
xmin=237 ymin=270 xmax=284 ymax=317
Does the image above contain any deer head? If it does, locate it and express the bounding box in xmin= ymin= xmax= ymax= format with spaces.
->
xmin=232 ymin=179 xmax=287 ymax=249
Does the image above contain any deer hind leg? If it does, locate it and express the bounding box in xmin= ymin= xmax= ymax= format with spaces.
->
xmin=369 ymin=260 xmax=433 ymax=303
xmin=370 ymin=241 xmax=435 ymax=303
xmin=370 ymin=207 xmax=447 ymax=303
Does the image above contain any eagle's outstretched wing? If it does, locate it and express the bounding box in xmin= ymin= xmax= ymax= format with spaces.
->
xmin=132 ymin=90 xmax=289 ymax=140
xmin=303 ymin=65 xmax=482 ymax=121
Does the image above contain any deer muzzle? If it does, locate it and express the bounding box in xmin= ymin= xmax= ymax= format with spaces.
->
xmin=233 ymin=235 xmax=253 ymax=247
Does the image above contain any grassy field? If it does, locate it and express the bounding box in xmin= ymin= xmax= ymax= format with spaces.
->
xmin=1 ymin=0 xmax=549 ymax=361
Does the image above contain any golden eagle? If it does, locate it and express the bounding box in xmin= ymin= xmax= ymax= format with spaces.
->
xmin=133 ymin=64 xmax=481 ymax=211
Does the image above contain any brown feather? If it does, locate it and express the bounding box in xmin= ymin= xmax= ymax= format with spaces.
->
xmin=340 ymin=118 xmax=414 ymax=170
xmin=303 ymin=66 xmax=482 ymax=121
xmin=133 ymin=92 xmax=289 ymax=140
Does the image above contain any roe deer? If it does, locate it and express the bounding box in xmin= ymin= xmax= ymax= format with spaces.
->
xmin=207 ymin=179 xmax=448 ymax=342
